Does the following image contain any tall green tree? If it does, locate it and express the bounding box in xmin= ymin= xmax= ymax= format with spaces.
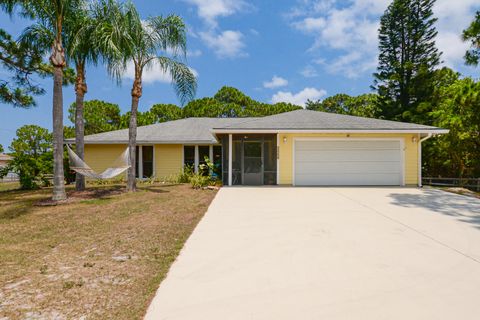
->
xmin=0 ymin=144 xmax=4 ymax=153
xmin=463 ymin=11 xmax=480 ymax=66
xmin=183 ymin=97 xmax=242 ymax=118
xmin=426 ymin=78 xmax=480 ymax=178
xmin=107 ymin=3 xmax=197 ymax=192
xmin=373 ymin=0 xmax=441 ymax=122
xmin=0 ymin=28 xmax=50 ymax=107
xmin=306 ymin=93 xmax=380 ymax=118
xmin=149 ymin=103 xmax=183 ymax=122
xmin=68 ymin=100 xmax=122 ymax=135
xmin=3 ymin=0 xmax=82 ymax=200
xmin=0 ymin=125 xmax=53 ymax=189
xmin=20 ymin=0 xmax=99 ymax=191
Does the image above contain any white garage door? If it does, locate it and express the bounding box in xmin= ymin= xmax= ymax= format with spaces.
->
xmin=294 ymin=140 xmax=403 ymax=186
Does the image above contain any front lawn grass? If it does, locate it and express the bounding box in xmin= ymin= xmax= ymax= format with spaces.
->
xmin=0 ymin=183 xmax=217 ymax=319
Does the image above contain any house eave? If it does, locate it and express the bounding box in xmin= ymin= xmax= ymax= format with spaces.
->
xmin=211 ymin=129 xmax=449 ymax=134
xmin=64 ymin=139 xmax=219 ymax=145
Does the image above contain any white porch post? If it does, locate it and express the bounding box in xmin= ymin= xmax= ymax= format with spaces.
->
xmin=228 ymin=134 xmax=232 ymax=186
xmin=276 ymin=134 xmax=280 ymax=185
xmin=194 ymin=145 xmax=199 ymax=174
xmin=209 ymin=145 xmax=214 ymax=175
xmin=209 ymin=145 xmax=213 ymax=161
xmin=138 ymin=145 xmax=143 ymax=178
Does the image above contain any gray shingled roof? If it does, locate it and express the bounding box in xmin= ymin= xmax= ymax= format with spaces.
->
xmin=71 ymin=110 xmax=446 ymax=144
xmin=213 ymin=109 xmax=443 ymax=131
xmin=70 ymin=118 xmax=256 ymax=144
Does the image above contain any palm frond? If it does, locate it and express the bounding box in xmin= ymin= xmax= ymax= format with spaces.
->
xmin=147 ymin=14 xmax=187 ymax=58
xmin=18 ymin=23 xmax=54 ymax=54
xmin=156 ymin=56 xmax=197 ymax=105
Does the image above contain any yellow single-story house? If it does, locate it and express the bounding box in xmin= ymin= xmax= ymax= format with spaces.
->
xmin=74 ymin=109 xmax=447 ymax=187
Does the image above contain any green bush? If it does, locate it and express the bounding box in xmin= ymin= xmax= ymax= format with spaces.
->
xmin=178 ymin=165 xmax=194 ymax=183
xmin=189 ymin=173 xmax=211 ymax=189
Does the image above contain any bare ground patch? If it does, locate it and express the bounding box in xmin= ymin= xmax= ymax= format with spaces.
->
xmin=0 ymin=183 xmax=217 ymax=319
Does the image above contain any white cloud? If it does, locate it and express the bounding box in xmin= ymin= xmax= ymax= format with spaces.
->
xmin=293 ymin=17 xmax=326 ymax=33
xmin=187 ymin=49 xmax=203 ymax=58
xmin=199 ymin=30 xmax=247 ymax=58
xmin=183 ymin=0 xmax=248 ymax=27
xmin=123 ymin=60 xmax=199 ymax=84
xmin=289 ymin=0 xmax=480 ymax=78
xmin=183 ymin=0 xmax=251 ymax=59
xmin=271 ymin=87 xmax=327 ymax=107
xmin=263 ymin=75 xmax=288 ymax=89
xmin=300 ymin=65 xmax=319 ymax=78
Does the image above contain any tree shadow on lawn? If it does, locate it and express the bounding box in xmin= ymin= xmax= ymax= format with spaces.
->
xmin=0 ymin=185 xmax=126 ymax=219
xmin=388 ymin=188 xmax=480 ymax=229
xmin=0 ymin=189 xmax=49 ymax=219
xmin=137 ymin=184 xmax=178 ymax=194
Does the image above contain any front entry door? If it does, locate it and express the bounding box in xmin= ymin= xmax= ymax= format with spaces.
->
xmin=243 ymin=141 xmax=263 ymax=185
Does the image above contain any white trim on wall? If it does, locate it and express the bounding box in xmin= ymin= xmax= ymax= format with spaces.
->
xmin=228 ymin=134 xmax=233 ymax=186
xmin=292 ymin=137 xmax=406 ymax=186
xmin=276 ymin=134 xmax=280 ymax=185
xmin=136 ymin=144 xmax=155 ymax=179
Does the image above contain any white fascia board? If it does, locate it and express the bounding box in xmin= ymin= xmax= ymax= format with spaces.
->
xmin=70 ymin=140 xmax=219 ymax=145
xmin=211 ymin=129 xmax=449 ymax=134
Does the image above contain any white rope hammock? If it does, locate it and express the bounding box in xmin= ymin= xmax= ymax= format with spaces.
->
xmin=67 ymin=145 xmax=130 ymax=180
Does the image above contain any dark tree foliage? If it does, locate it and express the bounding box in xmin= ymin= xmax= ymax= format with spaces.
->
xmin=373 ymin=0 xmax=441 ymax=122
xmin=182 ymin=86 xmax=302 ymax=118
xmin=0 ymin=125 xmax=53 ymax=189
xmin=149 ymin=103 xmax=183 ymax=122
xmin=463 ymin=11 xmax=480 ymax=66
xmin=424 ymin=77 xmax=480 ymax=178
xmin=183 ymin=97 xmax=243 ymax=118
xmin=306 ymin=93 xmax=381 ymax=118
xmin=0 ymin=28 xmax=49 ymax=107
xmin=68 ymin=100 xmax=122 ymax=135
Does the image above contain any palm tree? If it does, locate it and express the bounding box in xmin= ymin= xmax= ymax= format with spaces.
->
xmin=18 ymin=1 xmax=94 ymax=192
xmin=107 ymin=3 xmax=197 ymax=192
xmin=66 ymin=9 xmax=98 ymax=191
xmin=19 ymin=0 xmax=128 ymax=192
xmin=1 ymin=0 xmax=82 ymax=200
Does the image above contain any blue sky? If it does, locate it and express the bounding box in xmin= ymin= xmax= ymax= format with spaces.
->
xmin=1 ymin=0 xmax=479 ymax=148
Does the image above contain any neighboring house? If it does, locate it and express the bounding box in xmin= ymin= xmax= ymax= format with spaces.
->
xmin=68 ymin=109 xmax=447 ymax=187
xmin=0 ymin=153 xmax=12 ymax=168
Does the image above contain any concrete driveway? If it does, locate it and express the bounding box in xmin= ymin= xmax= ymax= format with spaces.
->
xmin=145 ymin=187 xmax=480 ymax=320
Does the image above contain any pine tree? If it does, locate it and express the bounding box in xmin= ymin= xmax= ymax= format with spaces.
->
xmin=373 ymin=0 xmax=442 ymax=122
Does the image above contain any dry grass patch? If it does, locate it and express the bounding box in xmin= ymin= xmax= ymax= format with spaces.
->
xmin=0 ymin=183 xmax=217 ymax=319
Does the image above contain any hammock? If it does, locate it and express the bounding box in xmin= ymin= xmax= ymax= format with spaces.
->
xmin=67 ymin=144 xmax=130 ymax=179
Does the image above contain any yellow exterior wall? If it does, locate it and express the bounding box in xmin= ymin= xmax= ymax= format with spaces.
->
xmin=84 ymin=144 xmax=127 ymax=175
xmin=84 ymin=144 xmax=183 ymax=180
xmin=278 ymin=133 xmax=419 ymax=186
xmin=154 ymin=144 xmax=183 ymax=180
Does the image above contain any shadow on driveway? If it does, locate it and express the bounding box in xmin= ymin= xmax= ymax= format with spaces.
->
xmin=388 ymin=189 xmax=480 ymax=229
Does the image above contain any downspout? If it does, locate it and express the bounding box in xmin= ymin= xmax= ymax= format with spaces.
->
xmin=418 ymin=133 xmax=433 ymax=187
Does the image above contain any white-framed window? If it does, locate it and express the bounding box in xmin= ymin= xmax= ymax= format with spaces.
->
xmin=135 ymin=145 xmax=154 ymax=178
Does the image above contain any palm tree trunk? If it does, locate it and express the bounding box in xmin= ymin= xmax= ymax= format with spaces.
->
xmin=52 ymin=64 xmax=66 ymax=200
xmin=74 ymin=63 xmax=87 ymax=191
xmin=50 ymin=34 xmax=66 ymax=201
xmin=127 ymin=70 xmax=142 ymax=192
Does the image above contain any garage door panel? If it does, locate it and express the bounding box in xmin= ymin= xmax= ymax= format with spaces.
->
xmin=295 ymin=150 xmax=400 ymax=162
xmin=295 ymin=173 xmax=401 ymax=186
xmin=294 ymin=140 xmax=402 ymax=186
xmin=295 ymin=140 xmax=400 ymax=151
xmin=295 ymin=161 xmax=401 ymax=174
